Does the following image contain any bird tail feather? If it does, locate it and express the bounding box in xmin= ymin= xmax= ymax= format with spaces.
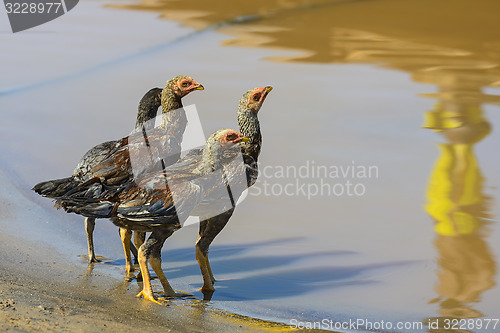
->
xmin=32 ymin=177 xmax=80 ymax=198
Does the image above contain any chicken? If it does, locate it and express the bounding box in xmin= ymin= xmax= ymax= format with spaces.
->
xmin=155 ymin=86 xmax=272 ymax=296
xmin=194 ymin=86 xmax=272 ymax=295
xmin=55 ymin=129 xmax=249 ymax=303
xmin=33 ymin=76 xmax=204 ymax=265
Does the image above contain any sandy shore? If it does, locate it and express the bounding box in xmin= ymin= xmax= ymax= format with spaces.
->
xmin=0 ymin=232 xmax=330 ymax=333
xmin=0 ymin=165 xmax=330 ymax=333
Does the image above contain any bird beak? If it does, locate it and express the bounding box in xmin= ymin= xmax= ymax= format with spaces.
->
xmin=264 ymin=86 xmax=273 ymax=94
xmin=195 ymin=84 xmax=204 ymax=90
xmin=240 ymin=136 xmax=250 ymax=142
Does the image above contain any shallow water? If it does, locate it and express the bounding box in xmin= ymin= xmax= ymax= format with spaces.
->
xmin=1 ymin=0 xmax=500 ymax=332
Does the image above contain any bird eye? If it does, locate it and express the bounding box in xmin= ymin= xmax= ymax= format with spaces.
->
xmin=253 ymin=94 xmax=260 ymax=101
xmin=181 ymin=81 xmax=189 ymax=87
xmin=227 ymin=134 xmax=234 ymax=140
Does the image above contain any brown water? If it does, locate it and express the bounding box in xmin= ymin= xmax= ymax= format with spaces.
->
xmin=1 ymin=0 xmax=499 ymax=332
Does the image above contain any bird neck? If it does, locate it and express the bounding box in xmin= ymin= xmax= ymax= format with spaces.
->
xmin=135 ymin=102 xmax=160 ymax=131
xmin=195 ymin=141 xmax=223 ymax=176
xmin=160 ymin=88 xmax=183 ymax=125
xmin=156 ymin=87 xmax=187 ymax=166
xmin=159 ymin=87 xmax=187 ymax=140
xmin=238 ymin=109 xmax=261 ymax=160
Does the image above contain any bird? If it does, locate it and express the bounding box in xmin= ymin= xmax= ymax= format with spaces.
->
xmin=193 ymin=86 xmax=272 ymax=295
xmin=77 ymin=77 xmax=205 ymax=272
xmin=152 ymin=86 xmax=272 ymax=295
xmin=33 ymin=76 xmax=204 ymax=266
xmin=54 ymin=129 xmax=249 ymax=303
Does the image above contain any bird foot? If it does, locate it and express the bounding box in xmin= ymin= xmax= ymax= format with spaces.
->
xmin=136 ymin=290 xmax=162 ymax=304
xmin=88 ymin=256 xmax=101 ymax=264
xmin=200 ymin=288 xmax=215 ymax=301
xmin=124 ymin=270 xmax=136 ymax=281
xmin=125 ymin=265 xmax=135 ymax=274
xmin=199 ymin=284 xmax=215 ymax=293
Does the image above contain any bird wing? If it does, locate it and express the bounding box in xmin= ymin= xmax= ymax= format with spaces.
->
xmin=72 ymin=140 xmax=117 ymax=181
xmin=88 ymin=126 xmax=182 ymax=185
xmin=114 ymin=176 xmax=202 ymax=227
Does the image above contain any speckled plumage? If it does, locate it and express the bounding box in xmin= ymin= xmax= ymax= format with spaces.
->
xmin=32 ymin=88 xmax=161 ymax=264
xmin=34 ymin=88 xmax=162 ymax=197
xmin=169 ymin=86 xmax=272 ymax=296
xmin=72 ymin=88 xmax=162 ymax=183
xmin=82 ymin=76 xmax=203 ymax=185
xmin=55 ymin=129 xmax=247 ymax=302
xmin=33 ymin=76 xmax=204 ymax=264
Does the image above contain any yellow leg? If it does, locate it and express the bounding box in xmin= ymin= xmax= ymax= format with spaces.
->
xmin=149 ymin=256 xmax=177 ymax=297
xmin=196 ymin=213 xmax=232 ymax=291
xmin=119 ymin=228 xmax=134 ymax=274
xmin=134 ymin=231 xmax=146 ymax=251
xmin=135 ymin=246 xmax=161 ymax=304
xmin=207 ymin=264 xmax=215 ymax=285
xmin=206 ymin=255 xmax=216 ymax=285
xmin=134 ymin=231 xmax=146 ymax=280
xmin=85 ymin=217 xmax=99 ymax=263
xmin=196 ymin=246 xmax=215 ymax=292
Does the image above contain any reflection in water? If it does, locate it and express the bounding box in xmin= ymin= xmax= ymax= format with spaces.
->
xmin=423 ymin=99 xmax=496 ymax=330
xmin=109 ymin=0 xmax=500 ymax=76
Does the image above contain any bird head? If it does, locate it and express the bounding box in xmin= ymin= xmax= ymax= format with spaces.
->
xmin=168 ymin=75 xmax=204 ymax=98
xmin=243 ymin=86 xmax=273 ymax=113
xmin=201 ymin=129 xmax=249 ymax=172
xmin=218 ymin=129 xmax=250 ymax=148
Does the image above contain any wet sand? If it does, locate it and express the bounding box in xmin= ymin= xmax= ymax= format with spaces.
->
xmin=0 ymin=238 xmax=315 ymax=333
xmin=0 ymin=171 xmax=326 ymax=333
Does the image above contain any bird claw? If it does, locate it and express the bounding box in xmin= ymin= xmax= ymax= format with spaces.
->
xmin=136 ymin=290 xmax=162 ymax=304
xmin=125 ymin=265 xmax=135 ymax=274
xmin=88 ymin=256 xmax=101 ymax=264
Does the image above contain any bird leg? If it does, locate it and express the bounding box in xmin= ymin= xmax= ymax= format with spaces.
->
xmin=196 ymin=211 xmax=233 ymax=292
xmin=195 ymin=244 xmax=214 ymax=292
xmin=149 ymin=246 xmax=177 ymax=298
xmin=135 ymin=242 xmax=160 ymax=304
xmin=196 ymin=220 xmax=215 ymax=288
xmin=119 ymin=228 xmax=134 ymax=274
xmin=129 ymin=237 xmax=139 ymax=265
xmin=85 ymin=217 xmax=99 ymax=263
xmin=134 ymin=231 xmax=146 ymax=280
xmin=134 ymin=231 xmax=146 ymax=261
xmin=136 ymin=230 xmax=183 ymax=303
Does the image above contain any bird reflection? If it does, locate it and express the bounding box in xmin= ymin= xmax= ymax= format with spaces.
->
xmin=423 ymin=95 xmax=496 ymax=331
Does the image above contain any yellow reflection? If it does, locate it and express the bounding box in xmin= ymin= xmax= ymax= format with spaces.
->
xmin=424 ymin=99 xmax=496 ymax=329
